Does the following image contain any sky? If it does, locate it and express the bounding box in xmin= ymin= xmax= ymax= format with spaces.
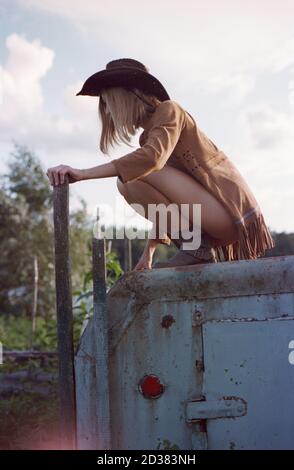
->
xmin=1 ymin=0 xmax=294 ymax=232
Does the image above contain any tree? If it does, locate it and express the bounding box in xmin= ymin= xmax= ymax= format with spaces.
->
xmin=0 ymin=143 xmax=93 ymax=319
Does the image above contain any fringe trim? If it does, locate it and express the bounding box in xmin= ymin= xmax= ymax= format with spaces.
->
xmin=214 ymin=211 xmax=276 ymax=262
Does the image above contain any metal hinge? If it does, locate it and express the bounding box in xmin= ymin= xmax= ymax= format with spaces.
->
xmin=186 ymin=396 xmax=247 ymax=422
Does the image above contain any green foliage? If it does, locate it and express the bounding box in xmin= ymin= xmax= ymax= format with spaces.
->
xmin=0 ymin=143 xmax=55 ymax=317
xmin=106 ymin=250 xmax=124 ymax=287
xmin=0 ymin=315 xmax=57 ymax=351
xmin=156 ymin=438 xmax=181 ymax=450
xmin=265 ymin=231 xmax=294 ymax=257
xmin=2 ymin=142 xmax=52 ymax=215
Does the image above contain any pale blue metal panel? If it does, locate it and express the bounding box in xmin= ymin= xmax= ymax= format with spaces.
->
xmin=203 ymin=318 xmax=294 ymax=449
xmin=75 ymin=319 xmax=98 ymax=449
xmin=109 ymin=300 xmax=204 ymax=450
xmin=192 ymin=293 xmax=294 ymax=323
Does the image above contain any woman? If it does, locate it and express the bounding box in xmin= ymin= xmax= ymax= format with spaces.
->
xmin=46 ymin=58 xmax=275 ymax=270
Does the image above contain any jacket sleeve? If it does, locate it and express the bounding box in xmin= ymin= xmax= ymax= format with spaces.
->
xmin=112 ymin=100 xmax=186 ymax=183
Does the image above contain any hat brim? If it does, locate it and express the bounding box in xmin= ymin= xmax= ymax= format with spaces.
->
xmin=76 ymin=67 xmax=170 ymax=101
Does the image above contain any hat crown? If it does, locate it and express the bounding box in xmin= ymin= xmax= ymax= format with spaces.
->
xmin=106 ymin=58 xmax=149 ymax=73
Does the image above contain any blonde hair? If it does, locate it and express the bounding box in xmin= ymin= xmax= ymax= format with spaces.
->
xmin=98 ymin=87 xmax=162 ymax=154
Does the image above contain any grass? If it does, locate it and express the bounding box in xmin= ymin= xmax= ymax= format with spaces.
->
xmin=0 ymin=389 xmax=60 ymax=450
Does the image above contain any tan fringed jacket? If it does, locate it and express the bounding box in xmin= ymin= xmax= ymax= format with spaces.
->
xmin=112 ymin=100 xmax=275 ymax=262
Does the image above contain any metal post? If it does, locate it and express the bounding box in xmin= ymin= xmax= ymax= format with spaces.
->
xmin=92 ymin=208 xmax=111 ymax=449
xmin=53 ymin=175 xmax=76 ymax=449
xmin=29 ymin=255 xmax=38 ymax=350
xmin=124 ymin=237 xmax=132 ymax=272
xmin=129 ymin=238 xmax=132 ymax=270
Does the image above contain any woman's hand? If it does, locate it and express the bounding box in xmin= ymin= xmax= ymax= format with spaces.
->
xmin=133 ymin=239 xmax=159 ymax=271
xmin=46 ymin=165 xmax=84 ymax=186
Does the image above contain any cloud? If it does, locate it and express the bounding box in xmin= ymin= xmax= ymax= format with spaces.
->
xmin=229 ymin=102 xmax=294 ymax=231
xmin=0 ymin=34 xmax=102 ymax=153
xmin=0 ymin=32 xmax=142 ymax=155
xmin=0 ymin=33 xmax=54 ymax=117
xmin=203 ymin=73 xmax=256 ymax=106
xmin=16 ymin=0 xmax=294 ymax=107
xmin=289 ymin=77 xmax=294 ymax=106
xmin=266 ymin=37 xmax=294 ymax=73
xmin=244 ymin=104 xmax=294 ymax=149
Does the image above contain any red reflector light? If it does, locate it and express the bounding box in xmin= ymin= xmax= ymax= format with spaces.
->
xmin=138 ymin=374 xmax=165 ymax=399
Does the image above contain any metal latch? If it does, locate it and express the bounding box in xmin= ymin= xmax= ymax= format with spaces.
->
xmin=186 ymin=397 xmax=247 ymax=422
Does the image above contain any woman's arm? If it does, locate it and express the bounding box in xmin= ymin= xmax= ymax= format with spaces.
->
xmin=80 ymin=161 xmax=117 ymax=181
xmin=47 ymin=101 xmax=185 ymax=186
xmin=46 ymin=161 xmax=118 ymax=186
xmin=112 ymin=100 xmax=185 ymax=184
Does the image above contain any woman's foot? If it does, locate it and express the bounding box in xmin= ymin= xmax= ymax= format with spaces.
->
xmin=152 ymin=247 xmax=216 ymax=268
xmin=152 ymin=231 xmax=216 ymax=268
xmin=133 ymin=239 xmax=159 ymax=271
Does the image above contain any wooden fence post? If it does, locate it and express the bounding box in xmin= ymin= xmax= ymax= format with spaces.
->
xmin=53 ymin=175 xmax=76 ymax=449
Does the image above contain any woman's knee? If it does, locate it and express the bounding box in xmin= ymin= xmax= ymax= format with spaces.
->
xmin=116 ymin=177 xmax=144 ymax=199
xmin=116 ymin=176 xmax=128 ymax=195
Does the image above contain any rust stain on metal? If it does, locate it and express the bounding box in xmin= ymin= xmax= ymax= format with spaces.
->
xmin=222 ymin=396 xmax=248 ymax=416
xmin=195 ymin=310 xmax=203 ymax=320
xmin=195 ymin=359 xmax=204 ymax=372
xmin=193 ymin=309 xmax=205 ymax=326
xmin=199 ymin=419 xmax=207 ymax=433
xmin=161 ymin=314 xmax=176 ymax=329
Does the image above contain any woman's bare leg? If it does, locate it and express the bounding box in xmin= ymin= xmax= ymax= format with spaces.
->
xmin=116 ymin=177 xmax=191 ymax=244
xmin=117 ymin=176 xmax=183 ymax=270
xmin=117 ymin=165 xmax=238 ymax=246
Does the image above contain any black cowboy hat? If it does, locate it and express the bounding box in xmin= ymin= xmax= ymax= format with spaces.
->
xmin=76 ymin=58 xmax=170 ymax=102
